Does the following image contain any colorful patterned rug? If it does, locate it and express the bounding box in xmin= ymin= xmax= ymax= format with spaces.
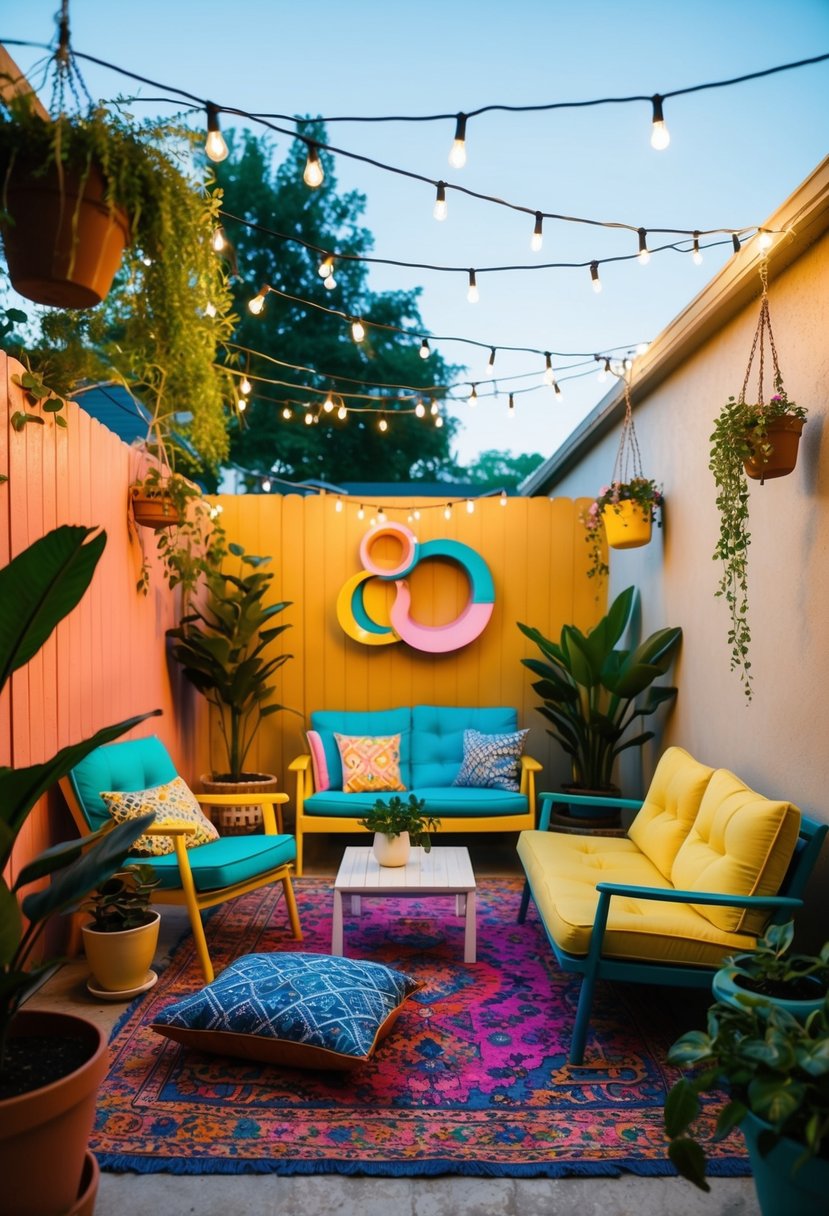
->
xmin=93 ymin=876 xmax=749 ymax=1178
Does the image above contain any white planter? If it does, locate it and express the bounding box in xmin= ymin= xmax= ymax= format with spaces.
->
xmin=372 ymin=831 xmax=411 ymax=867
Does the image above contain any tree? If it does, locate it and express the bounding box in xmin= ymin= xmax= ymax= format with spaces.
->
xmin=215 ymin=129 xmax=461 ymax=486
xmin=462 ymin=449 xmax=545 ymax=493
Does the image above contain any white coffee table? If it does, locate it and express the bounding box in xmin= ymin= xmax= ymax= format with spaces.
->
xmin=331 ymin=845 xmax=477 ymax=963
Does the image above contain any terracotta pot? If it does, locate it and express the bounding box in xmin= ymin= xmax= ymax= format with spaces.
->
xmin=130 ymin=488 xmax=182 ymax=530
xmin=743 ymin=415 xmax=805 ymax=483
xmin=69 ymin=1150 xmax=100 ymax=1216
xmin=0 ymin=1011 xmax=107 ymax=1216
xmin=372 ymin=830 xmax=411 ymax=867
xmin=82 ymin=911 xmax=160 ymax=993
xmin=601 ymin=500 xmax=653 ymax=549
xmin=200 ymin=772 xmax=279 ymax=835
xmin=2 ymin=161 xmax=129 ymax=309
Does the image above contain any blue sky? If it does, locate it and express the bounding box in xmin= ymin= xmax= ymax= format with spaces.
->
xmin=2 ymin=0 xmax=828 ymax=468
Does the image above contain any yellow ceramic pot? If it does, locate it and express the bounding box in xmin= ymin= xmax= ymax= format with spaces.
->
xmin=82 ymin=912 xmax=160 ymax=993
xmin=601 ymin=500 xmax=653 ymax=550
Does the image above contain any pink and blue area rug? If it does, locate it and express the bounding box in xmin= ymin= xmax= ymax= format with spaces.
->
xmin=93 ymin=876 xmax=749 ymax=1178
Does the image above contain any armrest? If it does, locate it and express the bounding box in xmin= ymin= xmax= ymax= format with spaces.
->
xmin=595 ymin=881 xmax=803 ymax=910
xmin=537 ymin=789 xmax=642 ymax=832
xmin=197 ymin=791 xmax=289 ymax=835
xmin=145 ymin=821 xmax=196 ymax=836
xmin=289 ymin=755 xmax=311 ymax=773
xmin=289 ymin=753 xmax=314 ymax=810
xmin=521 ymin=756 xmax=542 ymax=773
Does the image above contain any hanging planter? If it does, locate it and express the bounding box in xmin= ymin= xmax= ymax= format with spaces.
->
xmin=130 ymin=485 xmax=182 ymax=531
xmin=710 ymin=259 xmax=808 ymax=699
xmin=584 ymin=375 xmax=663 ymax=579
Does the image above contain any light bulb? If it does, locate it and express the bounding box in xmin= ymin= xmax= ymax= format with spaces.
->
xmin=378 ymin=415 xmax=388 ymax=432
xmin=433 ymin=181 xmax=448 ymax=221
xmin=531 ymin=212 xmax=543 ymax=252
xmin=303 ymin=144 xmax=324 ymax=188
xmin=487 ymin=347 xmax=496 ymax=371
xmin=638 ymin=228 xmax=650 ymax=265
xmin=448 ymin=113 xmax=467 ymax=168
xmin=596 ymin=357 xmax=610 ymax=383
xmin=553 ymin=380 xmax=562 ymax=398
xmin=335 ymin=497 xmax=343 ymax=512
xmin=543 ymin=353 xmax=555 ymax=385
xmin=318 ymin=256 xmax=334 ymax=278
xmin=337 ymin=404 xmax=347 ymax=420
xmin=650 ymin=95 xmax=670 ymax=150
xmin=636 ymin=342 xmax=650 ymax=355
xmin=351 ymin=318 xmax=366 ymax=342
xmin=467 ymin=384 xmax=478 ymax=406
xmin=211 ymin=227 xmax=226 ymax=253
xmin=323 ymin=393 xmax=335 ymax=412
xmin=467 ymin=269 xmax=479 ymax=304
xmin=413 ymin=509 xmax=421 ymax=521
xmin=377 ymin=508 xmax=387 ymax=524
xmin=435 ymin=415 xmax=444 ymax=428
xmin=205 ymin=103 xmax=228 ymax=162
xmin=357 ymin=504 xmax=365 ymax=520
xmin=282 ymin=406 xmax=292 ymax=419
xmin=237 ymin=398 xmax=247 ymax=412
xmin=757 ymin=229 xmax=774 ymax=251
xmin=499 ymin=490 xmax=507 ymax=507
xmin=419 ymin=338 xmax=431 ymax=360
xmin=304 ymin=411 xmax=314 ymax=426
xmin=590 ymin=261 xmax=602 ymax=293
xmin=466 ymin=499 xmax=475 ymax=514
xmin=507 ymin=393 xmax=515 ymax=417
xmin=248 ymin=287 xmax=268 ymax=315
xmin=443 ymin=504 xmax=452 ymax=520
xmin=732 ymin=233 xmax=742 ymax=254
xmin=204 ymin=301 xmax=217 ymax=317
xmin=430 ymin=399 xmax=439 ymax=416
xmin=324 ymin=273 xmax=336 ymax=290
xmin=415 ymin=400 xmax=426 ymax=418
xmin=262 ymin=477 xmax=271 ymax=493
xmin=240 ymin=376 xmax=252 ymax=395
xmin=692 ymin=233 xmax=703 ymax=266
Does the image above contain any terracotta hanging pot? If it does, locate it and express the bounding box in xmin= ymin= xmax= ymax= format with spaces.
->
xmin=2 ymin=162 xmax=129 ymax=309
xmin=743 ymin=415 xmax=806 ymax=483
xmin=601 ymin=500 xmax=653 ymax=549
xmin=130 ymin=487 xmax=182 ymax=530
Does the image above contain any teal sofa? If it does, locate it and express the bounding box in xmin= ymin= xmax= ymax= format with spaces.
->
xmin=289 ymin=705 xmax=540 ymax=874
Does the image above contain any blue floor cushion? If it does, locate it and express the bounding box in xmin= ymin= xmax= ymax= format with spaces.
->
xmin=152 ymin=952 xmax=422 ymax=1069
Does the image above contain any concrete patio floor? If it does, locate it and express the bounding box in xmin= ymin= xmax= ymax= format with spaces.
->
xmin=31 ymin=837 xmax=761 ymax=1215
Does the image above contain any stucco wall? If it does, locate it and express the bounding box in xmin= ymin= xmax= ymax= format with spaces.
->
xmin=550 ymin=230 xmax=829 ymax=944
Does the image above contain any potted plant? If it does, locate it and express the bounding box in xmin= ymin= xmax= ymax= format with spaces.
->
xmin=711 ymin=919 xmax=829 ymax=1021
xmin=166 ymin=542 xmax=293 ymax=833
xmin=80 ymin=865 xmax=162 ymax=998
xmin=0 ymin=525 xmax=158 ymax=1216
xmin=357 ymin=795 xmax=441 ymax=867
xmin=518 ymin=585 xmax=681 ymax=826
xmin=584 ymin=477 xmax=664 ymax=579
xmin=664 ymin=939 xmax=829 ymax=1215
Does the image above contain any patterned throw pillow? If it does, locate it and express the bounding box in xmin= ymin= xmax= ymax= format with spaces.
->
xmin=100 ymin=776 xmax=220 ymax=856
xmin=152 ymin=952 xmax=422 ymax=1069
xmin=334 ymin=733 xmax=406 ymax=794
xmin=452 ymin=728 xmax=529 ymax=792
xmin=306 ymin=729 xmax=331 ymax=792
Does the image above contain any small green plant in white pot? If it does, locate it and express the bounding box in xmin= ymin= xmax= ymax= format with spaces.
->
xmin=358 ymin=796 xmax=440 ymax=867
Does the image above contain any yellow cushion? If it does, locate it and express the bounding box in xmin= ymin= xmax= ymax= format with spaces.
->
xmin=334 ymin=733 xmax=406 ymax=794
xmin=670 ymin=768 xmax=801 ymax=934
xmin=627 ymin=747 xmax=715 ymax=878
xmin=100 ymin=776 xmax=219 ymax=856
xmin=517 ymin=829 xmax=756 ymax=964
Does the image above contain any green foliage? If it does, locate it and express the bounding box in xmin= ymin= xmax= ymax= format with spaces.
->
xmin=357 ymin=795 xmax=440 ymax=851
xmin=80 ymin=865 xmax=161 ymax=933
xmin=214 ymin=129 xmax=461 ymax=484
xmin=664 ymin=924 xmax=829 ymax=1189
xmin=167 ymin=542 xmax=292 ymax=780
xmin=517 ymin=586 xmax=681 ymax=790
xmin=462 ymin=449 xmax=545 ymax=493
xmin=722 ymin=920 xmax=829 ymax=993
xmin=132 ymin=468 xmax=226 ymax=603
xmin=0 ymin=526 xmax=160 ymax=1072
xmin=709 ymin=381 xmax=807 ymax=701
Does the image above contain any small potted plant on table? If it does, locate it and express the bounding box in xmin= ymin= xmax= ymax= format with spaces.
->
xmin=81 ymin=865 xmax=162 ymax=998
xmin=358 ymin=795 xmax=441 ymax=867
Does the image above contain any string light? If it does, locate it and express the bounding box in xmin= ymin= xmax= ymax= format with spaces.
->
xmin=500 ymin=490 xmax=508 ymax=507
xmin=531 ymin=212 xmax=543 ymax=253
xmin=466 ymin=499 xmax=475 ymax=513
xmin=248 ymin=286 xmax=269 ymax=315
xmin=435 ymin=414 xmax=444 ymax=428
xmin=757 ymin=229 xmax=774 ymax=250
xmin=487 ymin=347 xmax=496 ymax=371
xmin=430 ymin=399 xmax=439 ymax=415
xmin=596 ymin=356 xmax=611 ymax=383
xmin=419 ymin=338 xmax=431 ymax=359
xmin=553 ymin=379 xmax=562 ymax=397
xmin=692 ymin=232 xmax=703 ymax=265
xmin=508 ymin=392 xmax=515 ymax=417
xmin=444 ymin=503 xmax=453 ymax=520
xmin=377 ymin=507 xmax=387 ymax=523
xmin=237 ymin=397 xmax=247 ymax=412
xmin=378 ymin=413 xmax=388 ymax=432
xmin=650 ymin=94 xmax=670 ymax=150
xmin=415 ymin=400 xmax=426 ymax=418
xmin=205 ymin=102 xmax=229 ymax=162
xmin=467 ymin=269 xmax=479 ymax=303
xmin=323 ymin=392 xmax=335 ymax=412
xmin=324 ymin=271 xmax=337 ymax=290
xmin=467 ymin=384 xmax=478 ymax=406
xmin=351 ymin=318 xmax=366 ymax=342
xmin=302 ymin=143 xmax=324 ymax=188
xmin=337 ymin=403 xmax=347 ymax=419
xmin=318 ymin=256 xmax=334 ymax=277
xmin=543 ymin=352 xmax=555 ymax=385
xmin=262 ymin=477 xmax=272 ymax=492
xmin=637 ymin=228 xmax=650 ymax=265
xmin=211 ymin=226 xmax=226 ymax=253
xmin=304 ymin=410 xmax=314 ymax=425
xmin=335 ymin=496 xmax=344 ymax=512
xmin=240 ymin=375 xmax=252 ymax=395
xmin=413 ymin=508 xmax=421 ymax=521
xmin=281 ymin=406 xmax=292 ymax=419
xmin=732 ymin=233 xmax=742 ymax=253
xmin=357 ymin=504 xmax=365 ymax=520
xmin=448 ymin=112 xmax=468 ymax=168
xmin=433 ymin=181 xmax=448 ymax=221
xmin=590 ymin=261 xmax=602 ymax=293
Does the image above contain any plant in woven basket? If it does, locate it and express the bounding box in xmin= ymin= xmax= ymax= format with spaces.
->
xmin=710 ymin=261 xmax=807 ymax=700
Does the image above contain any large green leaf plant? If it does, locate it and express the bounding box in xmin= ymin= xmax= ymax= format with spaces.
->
xmin=517 ymin=586 xmax=681 ymax=791
xmin=0 ymin=526 xmax=159 ymax=1073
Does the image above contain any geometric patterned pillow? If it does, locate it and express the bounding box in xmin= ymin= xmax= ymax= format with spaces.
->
xmin=452 ymin=728 xmax=529 ymax=792
xmin=100 ymin=776 xmax=220 ymax=856
xmin=334 ymin=733 xmax=406 ymax=794
xmin=151 ymin=952 xmax=423 ymax=1069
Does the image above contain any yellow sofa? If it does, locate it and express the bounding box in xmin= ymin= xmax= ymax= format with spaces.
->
xmin=517 ymin=746 xmax=827 ymax=1063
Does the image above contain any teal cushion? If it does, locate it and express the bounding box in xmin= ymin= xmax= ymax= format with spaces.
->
xmin=305 ymin=787 xmax=528 ymax=819
xmin=411 ymin=706 xmax=519 ymax=787
xmin=311 ymin=708 xmax=412 ymax=790
xmin=69 ymin=735 xmax=177 ymax=831
xmin=132 ymin=834 xmax=296 ymax=891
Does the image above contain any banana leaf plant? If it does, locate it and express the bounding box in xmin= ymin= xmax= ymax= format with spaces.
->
xmin=517 ymin=586 xmax=681 ymax=791
xmin=0 ymin=525 xmax=160 ymax=1073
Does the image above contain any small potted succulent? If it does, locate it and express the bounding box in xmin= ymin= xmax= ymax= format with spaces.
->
xmin=80 ymin=865 xmax=162 ymax=997
xmin=584 ymin=477 xmax=664 ymax=579
xmin=358 ymin=795 xmax=441 ymax=867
